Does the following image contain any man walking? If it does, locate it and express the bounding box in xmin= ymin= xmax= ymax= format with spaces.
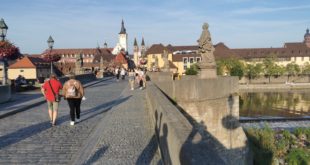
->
xmin=63 ymin=72 xmax=84 ymax=126
xmin=41 ymin=73 xmax=62 ymax=126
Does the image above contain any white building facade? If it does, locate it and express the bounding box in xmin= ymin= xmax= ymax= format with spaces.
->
xmin=112 ymin=20 xmax=128 ymax=55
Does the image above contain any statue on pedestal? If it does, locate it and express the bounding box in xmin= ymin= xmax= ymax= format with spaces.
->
xmin=197 ymin=23 xmax=217 ymax=78
xmin=161 ymin=50 xmax=170 ymax=72
xmin=197 ymin=23 xmax=216 ymax=68
xmin=75 ymin=53 xmax=83 ymax=75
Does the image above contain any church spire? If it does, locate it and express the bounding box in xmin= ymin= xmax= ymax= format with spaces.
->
xmin=134 ymin=38 xmax=138 ymax=46
xmin=104 ymin=41 xmax=108 ymax=48
xmin=141 ymin=37 xmax=145 ymax=46
xmin=305 ymin=28 xmax=310 ymax=48
xmin=119 ymin=19 xmax=126 ymax=34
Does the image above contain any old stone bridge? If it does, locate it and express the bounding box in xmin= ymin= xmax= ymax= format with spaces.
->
xmin=0 ymin=73 xmax=251 ymax=165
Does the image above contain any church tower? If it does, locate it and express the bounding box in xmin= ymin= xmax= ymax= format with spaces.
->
xmin=133 ymin=38 xmax=139 ymax=66
xmin=304 ymin=28 xmax=310 ymax=48
xmin=140 ymin=37 xmax=146 ymax=57
xmin=119 ymin=19 xmax=128 ymax=52
xmin=112 ymin=19 xmax=128 ymax=55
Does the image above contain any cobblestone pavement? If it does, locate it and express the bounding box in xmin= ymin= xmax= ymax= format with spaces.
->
xmin=0 ymin=78 xmax=161 ymax=164
xmin=77 ymin=85 xmax=162 ymax=165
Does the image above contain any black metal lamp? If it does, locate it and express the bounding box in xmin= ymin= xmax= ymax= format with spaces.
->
xmin=0 ymin=18 xmax=8 ymax=41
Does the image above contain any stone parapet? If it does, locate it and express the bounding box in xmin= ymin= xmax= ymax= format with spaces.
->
xmin=0 ymin=85 xmax=11 ymax=103
xmin=58 ymin=73 xmax=96 ymax=84
xmin=146 ymin=82 xmax=227 ymax=164
xmin=148 ymin=72 xmax=239 ymax=100
xmin=147 ymin=73 xmax=252 ymax=164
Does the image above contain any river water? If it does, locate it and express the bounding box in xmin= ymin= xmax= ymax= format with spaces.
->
xmin=239 ymin=90 xmax=310 ymax=118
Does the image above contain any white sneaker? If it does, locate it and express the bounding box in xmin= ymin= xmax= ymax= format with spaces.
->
xmin=76 ymin=118 xmax=80 ymax=123
xmin=70 ymin=121 xmax=75 ymax=126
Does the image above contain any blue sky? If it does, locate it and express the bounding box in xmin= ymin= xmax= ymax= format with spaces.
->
xmin=1 ymin=0 xmax=310 ymax=54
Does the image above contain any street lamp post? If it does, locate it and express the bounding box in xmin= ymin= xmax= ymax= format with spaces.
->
xmin=47 ymin=36 xmax=54 ymax=74
xmin=0 ymin=18 xmax=8 ymax=41
xmin=0 ymin=18 xmax=8 ymax=85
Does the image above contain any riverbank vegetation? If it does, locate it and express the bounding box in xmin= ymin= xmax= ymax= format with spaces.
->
xmin=216 ymin=55 xmax=310 ymax=83
xmin=244 ymin=125 xmax=310 ymax=165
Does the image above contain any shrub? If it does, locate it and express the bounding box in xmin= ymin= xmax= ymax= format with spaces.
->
xmin=294 ymin=128 xmax=304 ymax=139
xmin=245 ymin=127 xmax=310 ymax=165
xmin=275 ymin=138 xmax=289 ymax=157
xmin=285 ymin=148 xmax=310 ymax=165
xmin=245 ymin=126 xmax=276 ymax=164
xmin=185 ymin=66 xmax=198 ymax=75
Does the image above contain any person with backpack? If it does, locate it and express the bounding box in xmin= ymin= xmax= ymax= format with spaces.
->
xmin=128 ymin=68 xmax=135 ymax=90
xmin=63 ymin=72 xmax=84 ymax=126
xmin=41 ymin=73 xmax=63 ymax=126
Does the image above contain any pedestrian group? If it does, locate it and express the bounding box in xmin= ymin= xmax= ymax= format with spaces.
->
xmin=41 ymin=67 xmax=146 ymax=127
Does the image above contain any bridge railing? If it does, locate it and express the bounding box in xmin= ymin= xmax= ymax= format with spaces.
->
xmin=0 ymin=85 xmax=11 ymax=103
xmin=146 ymin=81 xmax=228 ymax=164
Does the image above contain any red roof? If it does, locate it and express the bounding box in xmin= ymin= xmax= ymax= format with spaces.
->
xmin=114 ymin=52 xmax=127 ymax=64
xmin=9 ymin=56 xmax=49 ymax=69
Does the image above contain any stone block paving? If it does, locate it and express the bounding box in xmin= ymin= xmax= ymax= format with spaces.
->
xmin=79 ymin=86 xmax=162 ymax=165
xmin=0 ymin=78 xmax=161 ymax=164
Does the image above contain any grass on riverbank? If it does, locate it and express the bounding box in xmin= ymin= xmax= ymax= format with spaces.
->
xmin=245 ymin=125 xmax=310 ymax=165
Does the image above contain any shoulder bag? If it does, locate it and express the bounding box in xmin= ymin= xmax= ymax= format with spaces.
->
xmin=48 ymin=80 xmax=61 ymax=102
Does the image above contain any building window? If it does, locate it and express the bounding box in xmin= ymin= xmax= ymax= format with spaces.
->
xmin=294 ymin=57 xmax=297 ymax=61
xmin=183 ymin=57 xmax=188 ymax=71
xmin=196 ymin=57 xmax=201 ymax=62
xmin=20 ymin=70 xmax=24 ymax=72
xmin=189 ymin=57 xmax=194 ymax=63
xmin=183 ymin=57 xmax=188 ymax=64
xmin=302 ymin=57 xmax=304 ymax=61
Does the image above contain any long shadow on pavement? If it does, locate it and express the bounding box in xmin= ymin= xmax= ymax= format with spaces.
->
xmin=0 ymin=96 xmax=131 ymax=150
xmin=0 ymin=93 xmax=42 ymax=110
xmin=84 ymin=145 xmax=109 ymax=165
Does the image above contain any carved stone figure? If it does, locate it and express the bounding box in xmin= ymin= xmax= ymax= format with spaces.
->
xmin=75 ymin=53 xmax=83 ymax=75
xmin=162 ymin=50 xmax=170 ymax=72
xmin=197 ymin=23 xmax=216 ymax=68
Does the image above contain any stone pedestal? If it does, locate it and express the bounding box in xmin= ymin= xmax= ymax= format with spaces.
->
xmin=199 ymin=68 xmax=217 ymax=79
xmin=0 ymin=85 xmax=11 ymax=103
xmin=149 ymin=74 xmax=252 ymax=165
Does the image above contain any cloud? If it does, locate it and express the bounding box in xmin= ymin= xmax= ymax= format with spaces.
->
xmin=233 ymin=5 xmax=310 ymax=14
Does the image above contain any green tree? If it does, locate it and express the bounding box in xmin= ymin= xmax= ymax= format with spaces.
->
xmin=230 ymin=60 xmax=245 ymax=79
xmin=185 ymin=64 xmax=198 ymax=75
xmin=263 ymin=55 xmax=277 ymax=83
xmin=245 ymin=63 xmax=263 ymax=83
xmin=273 ymin=64 xmax=285 ymax=78
xmin=216 ymin=59 xmax=226 ymax=75
xmin=286 ymin=62 xmax=300 ymax=82
xmin=216 ymin=58 xmax=244 ymax=78
xmin=302 ymin=62 xmax=310 ymax=82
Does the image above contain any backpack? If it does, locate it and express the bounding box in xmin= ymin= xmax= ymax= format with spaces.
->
xmin=67 ymin=81 xmax=77 ymax=97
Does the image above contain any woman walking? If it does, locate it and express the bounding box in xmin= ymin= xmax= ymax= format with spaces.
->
xmin=63 ymin=73 xmax=84 ymax=126
xmin=41 ymin=73 xmax=62 ymax=126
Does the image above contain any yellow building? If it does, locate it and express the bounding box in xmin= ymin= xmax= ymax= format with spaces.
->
xmin=146 ymin=44 xmax=200 ymax=74
xmin=146 ymin=29 xmax=310 ymax=75
xmin=8 ymin=56 xmax=50 ymax=83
